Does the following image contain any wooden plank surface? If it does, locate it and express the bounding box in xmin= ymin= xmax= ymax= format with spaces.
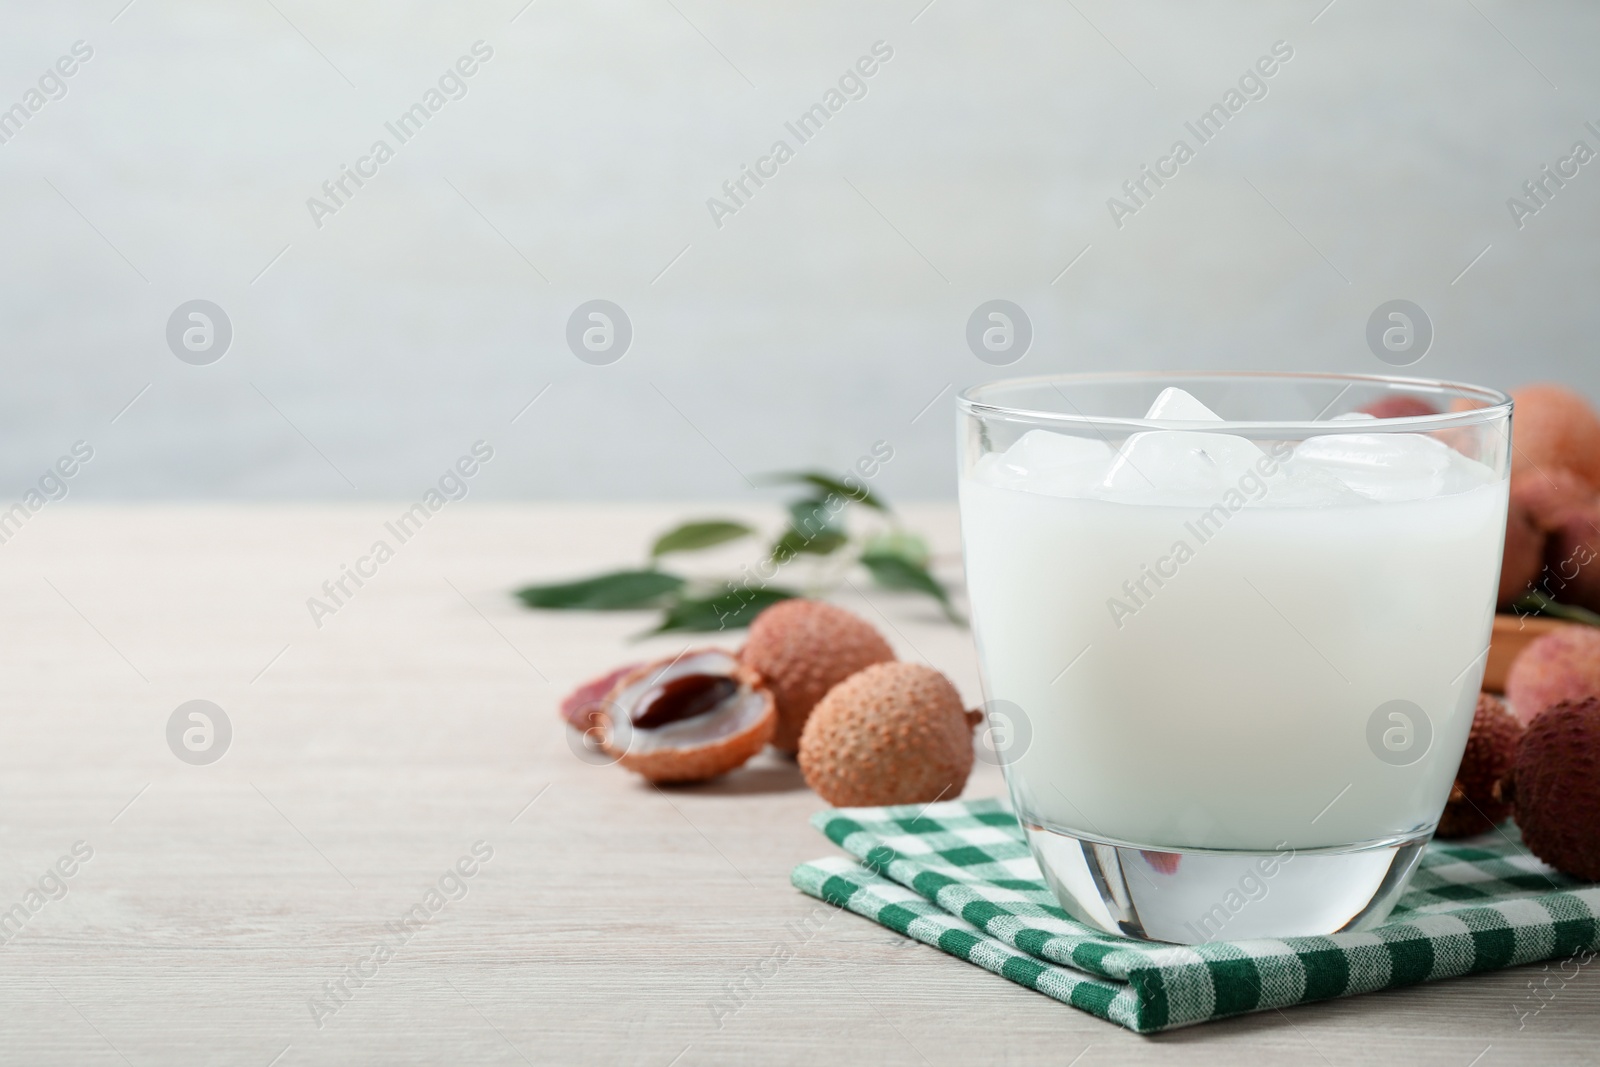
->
xmin=0 ymin=502 xmax=1593 ymax=1065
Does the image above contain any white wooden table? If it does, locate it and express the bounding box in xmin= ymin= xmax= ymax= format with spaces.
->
xmin=0 ymin=503 xmax=1592 ymax=1065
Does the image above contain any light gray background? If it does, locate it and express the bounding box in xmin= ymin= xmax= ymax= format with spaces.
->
xmin=2 ymin=0 xmax=1596 ymax=500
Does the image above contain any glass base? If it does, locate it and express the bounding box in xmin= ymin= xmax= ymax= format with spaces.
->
xmin=1022 ymin=820 xmax=1430 ymax=944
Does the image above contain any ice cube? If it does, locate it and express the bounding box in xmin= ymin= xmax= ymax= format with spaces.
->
xmin=1266 ymin=459 xmax=1370 ymax=506
xmin=1007 ymin=429 xmax=1114 ymax=472
xmin=1101 ymin=430 xmax=1268 ymax=500
xmin=972 ymin=429 xmax=1113 ymax=497
xmin=1292 ymin=433 xmax=1452 ymax=502
xmin=1096 ymin=388 xmax=1263 ymax=500
xmin=1144 ymin=386 xmax=1223 ymax=422
xmin=1440 ymin=448 xmax=1499 ymax=494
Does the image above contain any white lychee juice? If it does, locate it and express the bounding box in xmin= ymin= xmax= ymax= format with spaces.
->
xmin=958 ymin=378 xmax=1510 ymax=943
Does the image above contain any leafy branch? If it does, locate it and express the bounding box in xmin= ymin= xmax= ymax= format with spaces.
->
xmin=514 ymin=470 xmax=962 ymax=634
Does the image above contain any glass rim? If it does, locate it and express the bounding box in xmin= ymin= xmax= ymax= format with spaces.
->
xmin=956 ymin=371 xmax=1512 ymax=434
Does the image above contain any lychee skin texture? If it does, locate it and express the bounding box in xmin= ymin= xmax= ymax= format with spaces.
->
xmin=798 ymin=662 xmax=979 ymax=808
xmin=1511 ymin=696 xmax=1600 ymax=880
xmin=1436 ymin=693 xmax=1523 ymax=838
xmin=559 ymin=662 xmax=642 ymax=729
xmin=1543 ymin=504 xmax=1600 ymax=614
xmin=1511 ymin=466 xmax=1594 ymax=533
xmin=1505 ymin=626 xmax=1600 ymax=727
xmin=742 ymin=599 xmax=895 ymax=754
xmin=1511 ymin=385 xmax=1600 ymax=490
xmin=1358 ymin=396 xmax=1438 ymax=419
xmin=1498 ymin=500 xmax=1546 ymax=610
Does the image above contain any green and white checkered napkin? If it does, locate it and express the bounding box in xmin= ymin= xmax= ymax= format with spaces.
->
xmin=791 ymin=797 xmax=1600 ymax=1033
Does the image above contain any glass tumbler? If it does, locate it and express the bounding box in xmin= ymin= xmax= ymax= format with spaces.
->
xmin=957 ymin=372 xmax=1512 ymax=943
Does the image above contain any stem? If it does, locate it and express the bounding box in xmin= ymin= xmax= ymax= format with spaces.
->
xmin=1511 ymin=591 xmax=1600 ymax=628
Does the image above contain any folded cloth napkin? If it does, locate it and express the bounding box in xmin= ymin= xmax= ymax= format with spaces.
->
xmin=791 ymin=797 xmax=1600 ymax=1033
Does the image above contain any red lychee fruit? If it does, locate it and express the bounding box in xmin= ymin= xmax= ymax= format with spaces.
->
xmin=1359 ymin=396 xmax=1439 ymax=419
xmin=1435 ymin=694 xmax=1523 ymax=838
xmin=1542 ymin=503 xmax=1600 ymax=614
xmin=1504 ymin=626 xmax=1600 ymax=726
xmin=741 ymin=599 xmax=895 ymax=754
xmin=1509 ymin=696 xmax=1600 ymax=880
xmin=798 ymin=662 xmax=981 ymax=808
xmin=1510 ymin=385 xmax=1600 ymax=490
xmin=1498 ymin=500 xmax=1547 ymax=610
xmin=1511 ymin=467 xmax=1594 ymax=533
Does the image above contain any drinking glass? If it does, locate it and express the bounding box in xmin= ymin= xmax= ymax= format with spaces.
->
xmin=957 ymin=372 xmax=1512 ymax=943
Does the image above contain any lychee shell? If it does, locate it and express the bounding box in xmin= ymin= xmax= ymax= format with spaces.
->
xmin=1435 ymin=693 xmax=1522 ymax=838
xmin=1543 ymin=505 xmax=1600 ymax=614
xmin=604 ymin=656 xmax=775 ymax=784
xmin=1511 ymin=466 xmax=1594 ymax=532
xmin=742 ymin=599 xmax=895 ymax=753
xmin=1359 ymin=396 xmax=1438 ymax=419
xmin=1511 ymin=697 xmax=1600 ymax=880
xmin=1505 ymin=626 xmax=1600 ymax=727
xmin=1511 ymin=385 xmax=1600 ymax=490
xmin=1498 ymin=500 xmax=1546 ymax=610
xmin=798 ymin=661 xmax=978 ymax=808
xmin=559 ymin=661 xmax=643 ymax=729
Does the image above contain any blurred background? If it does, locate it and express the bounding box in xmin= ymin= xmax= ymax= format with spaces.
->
xmin=2 ymin=0 xmax=1596 ymax=501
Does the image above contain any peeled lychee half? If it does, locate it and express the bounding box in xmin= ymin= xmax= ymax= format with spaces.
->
xmin=1510 ymin=385 xmax=1600 ymax=490
xmin=595 ymin=649 xmax=775 ymax=783
xmin=1509 ymin=696 xmax=1600 ymax=880
xmin=1435 ymin=694 xmax=1523 ymax=838
xmin=798 ymin=661 xmax=981 ymax=808
xmin=559 ymin=662 xmax=643 ymax=730
xmin=1505 ymin=626 xmax=1600 ymax=726
xmin=742 ymin=599 xmax=895 ymax=753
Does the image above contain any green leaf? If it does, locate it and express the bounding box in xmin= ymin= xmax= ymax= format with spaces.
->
xmin=649 ymin=586 xmax=799 ymax=634
xmin=770 ymin=528 xmax=849 ymax=563
xmin=788 ymin=497 xmax=843 ymax=536
xmin=1511 ymin=591 xmax=1600 ymax=628
xmin=863 ymin=530 xmax=930 ymax=568
xmin=770 ymin=502 xmax=849 ymax=561
xmin=649 ymin=520 xmax=755 ymax=558
xmin=860 ymin=550 xmax=962 ymax=623
xmin=756 ymin=470 xmax=888 ymax=511
xmin=515 ymin=570 xmax=685 ymax=611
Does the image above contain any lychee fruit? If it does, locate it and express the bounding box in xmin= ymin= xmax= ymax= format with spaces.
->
xmin=1435 ymin=694 xmax=1523 ymax=838
xmin=1508 ymin=696 xmax=1600 ymax=880
xmin=742 ymin=599 xmax=895 ymax=753
xmin=1511 ymin=466 xmax=1594 ymax=533
xmin=1498 ymin=499 xmax=1547 ymax=610
xmin=1510 ymin=385 xmax=1600 ymax=490
xmin=593 ymin=648 xmax=775 ymax=783
xmin=1505 ymin=626 xmax=1600 ymax=726
xmin=1542 ymin=504 xmax=1600 ymax=613
xmin=1359 ymin=396 xmax=1439 ymax=419
xmin=798 ymin=661 xmax=982 ymax=808
xmin=559 ymin=661 xmax=643 ymax=730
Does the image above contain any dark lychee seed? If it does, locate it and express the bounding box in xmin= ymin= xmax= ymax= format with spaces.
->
xmin=632 ymin=674 xmax=738 ymax=729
